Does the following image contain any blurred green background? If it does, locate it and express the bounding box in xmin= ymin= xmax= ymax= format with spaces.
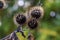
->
xmin=0 ymin=0 xmax=60 ymax=40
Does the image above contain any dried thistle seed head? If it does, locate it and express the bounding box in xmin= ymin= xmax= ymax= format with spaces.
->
xmin=0 ymin=1 xmax=4 ymax=9
xmin=28 ymin=34 xmax=34 ymax=40
xmin=31 ymin=9 xmax=41 ymax=19
xmin=28 ymin=6 xmax=44 ymax=19
xmin=0 ymin=0 xmax=6 ymax=9
xmin=16 ymin=14 xmax=26 ymax=25
xmin=28 ymin=18 xmax=38 ymax=29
